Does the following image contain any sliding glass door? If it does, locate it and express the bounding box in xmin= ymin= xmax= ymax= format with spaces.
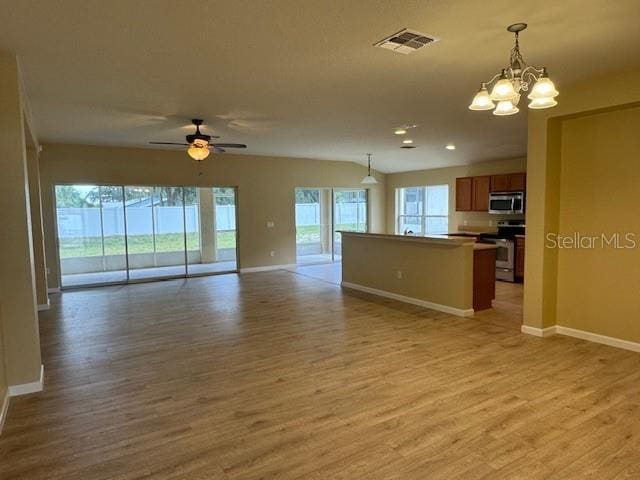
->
xmin=55 ymin=185 xmax=127 ymax=287
xmin=295 ymin=188 xmax=333 ymax=265
xmin=294 ymin=187 xmax=368 ymax=265
xmin=185 ymin=187 xmax=238 ymax=275
xmin=55 ymin=183 xmax=238 ymax=288
xmin=333 ymin=189 xmax=368 ymax=261
xmin=125 ymin=186 xmax=187 ymax=281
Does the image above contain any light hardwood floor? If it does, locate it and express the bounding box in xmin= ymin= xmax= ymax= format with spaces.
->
xmin=1 ymin=271 xmax=639 ymax=479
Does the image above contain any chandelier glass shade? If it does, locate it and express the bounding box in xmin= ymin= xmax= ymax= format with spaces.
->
xmin=469 ymin=23 xmax=558 ymax=115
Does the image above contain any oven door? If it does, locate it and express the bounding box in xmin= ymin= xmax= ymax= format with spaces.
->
xmin=494 ymin=239 xmax=514 ymax=269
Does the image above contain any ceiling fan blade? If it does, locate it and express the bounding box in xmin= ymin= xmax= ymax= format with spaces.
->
xmin=213 ymin=147 xmax=226 ymax=153
xmin=149 ymin=141 xmax=188 ymax=146
xmin=211 ymin=143 xmax=247 ymax=148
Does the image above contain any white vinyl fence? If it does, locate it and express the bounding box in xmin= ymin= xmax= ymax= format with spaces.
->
xmin=295 ymin=203 xmax=366 ymax=226
xmin=57 ymin=205 xmax=237 ymax=238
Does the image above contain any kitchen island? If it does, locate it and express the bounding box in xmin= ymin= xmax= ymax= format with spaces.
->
xmin=339 ymin=232 xmax=496 ymax=316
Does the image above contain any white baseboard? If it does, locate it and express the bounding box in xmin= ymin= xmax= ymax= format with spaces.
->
xmin=521 ymin=325 xmax=640 ymax=353
xmin=8 ymin=365 xmax=44 ymax=397
xmin=37 ymin=301 xmax=50 ymax=311
xmin=520 ymin=325 xmax=557 ymax=337
xmin=341 ymin=281 xmax=474 ymax=317
xmin=239 ymin=264 xmax=296 ymax=273
xmin=47 ymin=287 xmax=60 ymax=294
xmin=0 ymin=390 xmax=9 ymax=435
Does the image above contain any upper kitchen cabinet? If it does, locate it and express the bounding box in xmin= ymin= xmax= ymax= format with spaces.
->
xmin=472 ymin=176 xmax=491 ymax=211
xmin=490 ymin=172 xmax=526 ymax=192
xmin=456 ymin=172 xmax=526 ymax=212
xmin=456 ymin=177 xmax=473 ymax=211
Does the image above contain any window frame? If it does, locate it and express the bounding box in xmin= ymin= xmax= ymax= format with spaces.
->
xmin=396 ymin=185 xmax=449 ymax=235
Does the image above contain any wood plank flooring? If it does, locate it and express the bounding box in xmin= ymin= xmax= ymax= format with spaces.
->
xmin=1 ymin=270 xmax=639 ymax=479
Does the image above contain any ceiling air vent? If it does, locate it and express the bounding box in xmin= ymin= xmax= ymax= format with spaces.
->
xmin=374 ymin=28 xmax=439 ymax=54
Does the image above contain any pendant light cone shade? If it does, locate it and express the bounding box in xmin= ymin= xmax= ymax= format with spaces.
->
xmin=528 ymin=97 xmax=558 ymax=109
xmin=490 ymin=74 xmax=517 ymax=101
xmin=493 ymin=100 xmax=520 ymax=116
xmin=469 ymin=86 xmax=495 ymax=110
xmin=361 ymin=154 xmax=378 ymax=184
xmin=528 ymin=76 xmax=559 ymax=100
xmin=188 ymin=143 xmax=210 ymax=161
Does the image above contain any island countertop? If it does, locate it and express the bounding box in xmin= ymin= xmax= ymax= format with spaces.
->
xmin=339 ymin=231 xmax=497 ymax=315
xmin=337 ymin=231 xmax=497 ymax=250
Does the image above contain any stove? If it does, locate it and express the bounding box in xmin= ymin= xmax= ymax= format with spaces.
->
xmin=479 ymin=220 xmax=525 ymax=282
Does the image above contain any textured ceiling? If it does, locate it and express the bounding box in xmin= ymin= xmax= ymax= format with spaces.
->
xmin=1 ymin=0 xmax=639 ymax=172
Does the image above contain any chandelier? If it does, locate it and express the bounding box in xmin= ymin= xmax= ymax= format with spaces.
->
xmin=469 ymin=23 xmax=558 ymax=115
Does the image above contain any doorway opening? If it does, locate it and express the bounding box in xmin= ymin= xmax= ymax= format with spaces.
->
xmin=294 ymin=187 xmax=368 ymax=265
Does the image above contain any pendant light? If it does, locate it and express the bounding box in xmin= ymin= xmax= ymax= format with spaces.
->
xmin=361 ymin=154 xmax=378 ymax=184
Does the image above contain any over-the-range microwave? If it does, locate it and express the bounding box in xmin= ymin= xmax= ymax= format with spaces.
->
xmin=488 ymin=192 xmax=525 ymax=214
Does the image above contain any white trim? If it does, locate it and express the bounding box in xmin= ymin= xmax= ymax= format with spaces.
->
xmin=239 ymin=264 xmax=297 ymax=273
xmin=8 ymin=365 xmax=44 ymax=397
xmin=47 ymin=287 xmax=60 ymax=294
xmin=520 ymin=325 xmax=558 ymax=337
xmin=521 ymin=325 xmax=640 ymax=353
xmin=37 ymin=301 xmax=50 ymax=311
xmin=0 ymin=391 xmax=9 ymax=435
xmin=341 ymin=281 xmax=474 ymax=317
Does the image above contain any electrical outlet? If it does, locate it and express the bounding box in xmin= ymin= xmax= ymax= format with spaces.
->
xmin=489 ymin=220 xmax=494 ymax=227
xmin=266 ymin=221 xmax=275 ymax=228
xmin=269 ymin=251 xmax=275 ymax=257
xmin=396 ymin=270 xmax=403 ymax=279
xmin=463 ymin=220 xmax=468 ymax=226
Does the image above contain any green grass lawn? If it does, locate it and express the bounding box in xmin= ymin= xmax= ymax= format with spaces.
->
xmin=60 ymin=225 xmax=362 ymax=258
xmin=296 ymin=224 xmax=362 ymax=244
xmin=59 ymin=232 xmax=237 ymax=258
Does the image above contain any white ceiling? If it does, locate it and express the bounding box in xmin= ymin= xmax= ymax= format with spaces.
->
xmin=1 ymin=0 xmax=639 ymax=173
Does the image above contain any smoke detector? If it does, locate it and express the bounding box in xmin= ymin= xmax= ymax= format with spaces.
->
xmin=374 ymin=28 xmax=439 ymax=54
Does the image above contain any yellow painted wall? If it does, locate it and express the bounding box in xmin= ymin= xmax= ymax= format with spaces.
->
xmin=555 ymin=107 xmax=640 ymax=341
xmin=524 ymin=68 xmax=640 ymax=335
xmin=342 ymin=234 xmax=473 ymax=311
xmin=0 ymin=305 xmax=7 ymax=409
xmin=385 ymin=157 xmax=526 ymax=234
xmin=0 ymin=51 xmax=42 ymax=386
xmin=26 ymin=146 xmax=49 ymax=307
xmin=39 ymin=143 xmax=386 ymax=289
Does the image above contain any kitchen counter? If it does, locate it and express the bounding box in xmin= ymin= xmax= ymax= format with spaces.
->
xmin=339 ymin=231 xmax=496 ymax=315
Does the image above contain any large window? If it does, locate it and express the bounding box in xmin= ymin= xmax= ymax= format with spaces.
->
xmin=55 ymin=184 xmax=238 ymax=288
xmin=396 ymin=185 xmax=449 ymax=235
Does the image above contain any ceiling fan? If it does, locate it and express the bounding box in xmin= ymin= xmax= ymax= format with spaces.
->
xmin=149 ymin=119 xmax=247 ymax=161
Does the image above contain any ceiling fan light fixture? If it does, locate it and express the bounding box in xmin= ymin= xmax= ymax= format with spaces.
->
xmin=187 ymin=143 xmax=210 ymax=161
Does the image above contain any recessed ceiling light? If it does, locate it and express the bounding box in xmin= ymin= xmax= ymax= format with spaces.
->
xmin=402 ymin=139 xmax=414 ymax=144
xmin=394 ymin=128 xmax=407 ymax=135
xmin=445 ymin=144 xmax=456 ymax=150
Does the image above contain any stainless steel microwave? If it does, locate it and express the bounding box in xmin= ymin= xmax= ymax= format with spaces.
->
xmin=488 ymin=192 xmax=524 ymax=214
